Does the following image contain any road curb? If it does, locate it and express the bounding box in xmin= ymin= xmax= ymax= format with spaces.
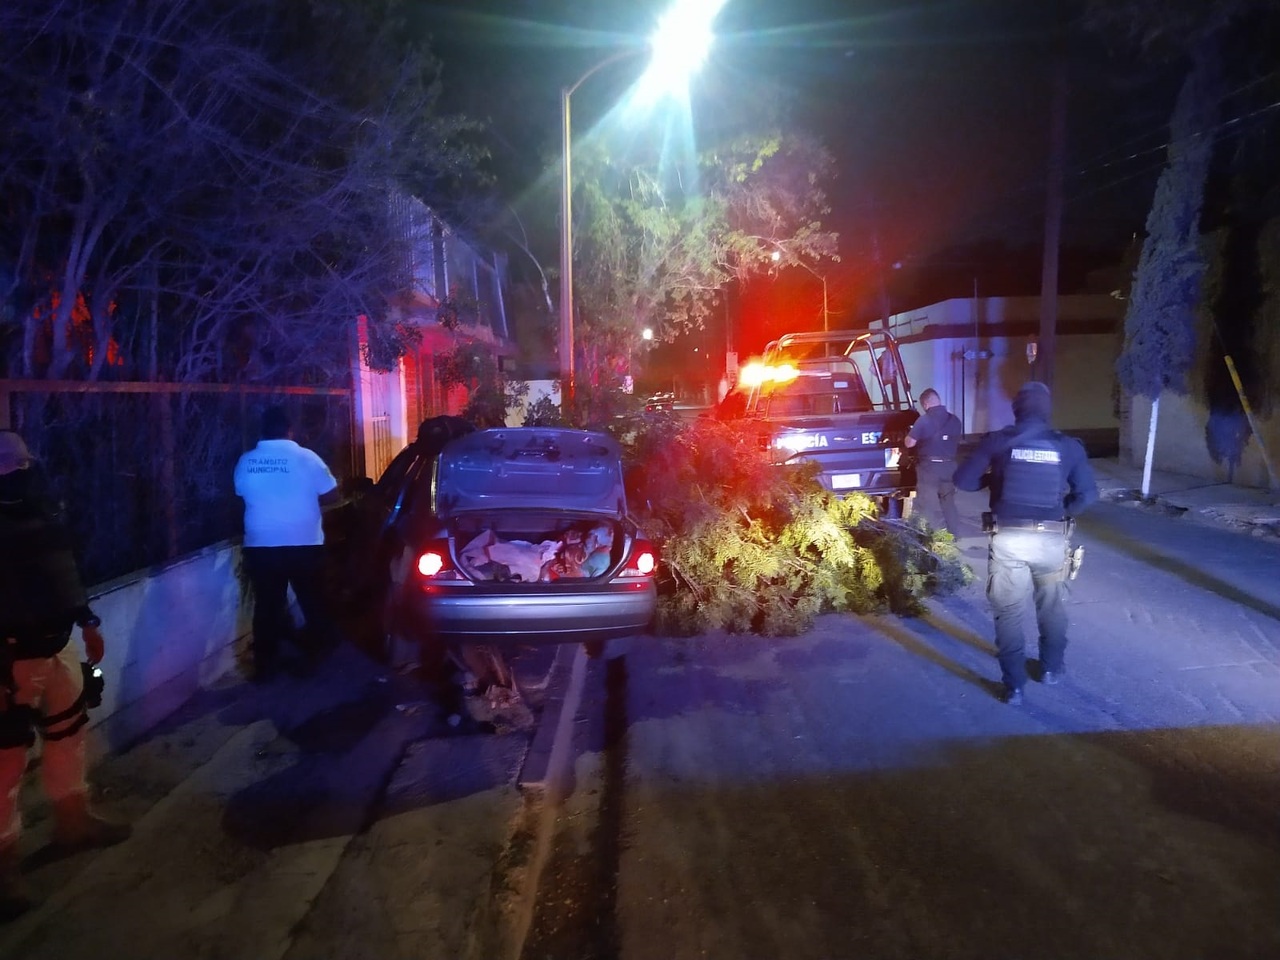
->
xmin=485 ymin=643 xmax=590 ymax=960
xmin=518 ymin=642 xmax=589 ymax=795
xmin=1099 ymin=486 xmax=1280 ymax=539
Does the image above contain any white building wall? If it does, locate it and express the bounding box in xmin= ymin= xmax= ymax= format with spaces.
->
xmin=878 ymin=295 xmax=1123 ymax=437
xmin=81 ymin=543 xmax=250 ymax=756
xmin=354 ymin=362 xmax=408 ymax=481
xmin=1126 ymin=392 xmax=1279 ymax=490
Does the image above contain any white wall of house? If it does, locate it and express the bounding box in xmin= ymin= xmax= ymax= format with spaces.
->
xmin=874 ymin=295 xmax=1123 ymax=437
xmin=1125 ymin=392 xmax=1279 ymax=490
xmin=80 ymin=542 xmax=250 ymax=758
xmin=352 ymin=354 xmax=408 ymax=482
xmin=894 ymin=331 xmax=1120 ymax=435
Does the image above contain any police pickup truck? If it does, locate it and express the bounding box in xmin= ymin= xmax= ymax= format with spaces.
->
xmin=740 ymin=329 xmax=918 ymax=515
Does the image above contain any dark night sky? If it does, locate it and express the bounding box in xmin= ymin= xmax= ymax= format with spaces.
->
xmin=416 ymin=0 xmax=1179 ymax=327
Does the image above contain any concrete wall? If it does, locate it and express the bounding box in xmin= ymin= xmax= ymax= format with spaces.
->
xmin=82 ymin=542 xmax=251 ymax=758
xmin=894 ymin=331 xmax=1120 ymax=436
xmin=874 ymin=294 xmax=1123 ymax=439
xmin=1125 ymin=392 xmax=1279 ymax=490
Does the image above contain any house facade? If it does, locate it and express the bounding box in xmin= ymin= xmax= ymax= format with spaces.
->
xmin=870 ymin=293 xmax=1277 ymax=489
xmin=351 ymin=195 xmax=514 ymax=480
xmin=870 ymin=294 xmax=1124 ymax=451
xmin=1121 ymin=391 xmax=1278 ymax=490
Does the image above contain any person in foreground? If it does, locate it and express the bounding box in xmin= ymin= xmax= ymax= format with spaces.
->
xmin=953 ymin=382 xmax=1098 ymax=705
xmin=0 ymin=430 xmax=131 ymax=920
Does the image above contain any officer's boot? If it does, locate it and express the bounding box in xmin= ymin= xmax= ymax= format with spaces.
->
xmin=0 ymin=840 xmax=36 ymax=922
xmin=51 ymin=793 xmax=131 ymax=851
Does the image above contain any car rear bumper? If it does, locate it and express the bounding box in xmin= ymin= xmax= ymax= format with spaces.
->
xmin=818 ymin=468 xmax=911 ymax=497
xmin=403 ymin=580 xmax=657 ymax=644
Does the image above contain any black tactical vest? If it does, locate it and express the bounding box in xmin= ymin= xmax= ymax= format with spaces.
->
xmin=0 ymin=490 xmax=82 ymax=650
xmin=919 ymin=411 xmax=962 ymax=459
xmin=997 ymin=428 xmax=1066 ymax=515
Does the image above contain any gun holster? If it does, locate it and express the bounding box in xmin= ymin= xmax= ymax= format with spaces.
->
xmin=81 ymin=662 xmax=105 ymax=709
xmin=981 ymin=512 xmax=998 ymax=534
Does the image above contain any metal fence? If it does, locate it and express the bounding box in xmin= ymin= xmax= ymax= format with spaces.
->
xmin=2 ymin=381 xmax=355 ymax=586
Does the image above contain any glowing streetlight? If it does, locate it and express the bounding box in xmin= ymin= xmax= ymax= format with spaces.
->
xmin=559 ymin=1 xmax=723 ymax=408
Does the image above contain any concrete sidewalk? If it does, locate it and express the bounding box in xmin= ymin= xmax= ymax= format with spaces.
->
xmin=1089 ymin=457 xmax=1280 ymax=539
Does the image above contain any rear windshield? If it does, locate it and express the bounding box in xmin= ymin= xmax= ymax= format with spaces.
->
xmin=434 ymin=430 xmax=626 ymax=516
xmin=759 ymin=338 xmax=910 ymax=413
xmin=760 ymin=358 xmax=872 ymax=417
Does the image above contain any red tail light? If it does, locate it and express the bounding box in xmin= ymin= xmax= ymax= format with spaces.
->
xmin=416 ymin=541 xmax=462 ymax=580
xmin=618 ymin=539 xmax=659 ymax=578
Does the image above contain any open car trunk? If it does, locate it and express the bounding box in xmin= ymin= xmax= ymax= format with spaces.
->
xmin=448 ymin=510 xmax=628 ymax=583
xmin=432 ymin=429 xmax=633 ymax=584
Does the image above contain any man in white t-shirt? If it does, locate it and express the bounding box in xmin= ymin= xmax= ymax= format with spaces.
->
xmin=234 ymin=406 xmax=339 ymax=681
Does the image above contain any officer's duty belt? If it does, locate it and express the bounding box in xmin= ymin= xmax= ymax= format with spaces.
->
xmin=998 ymin=518 xmax=1070 ymax=533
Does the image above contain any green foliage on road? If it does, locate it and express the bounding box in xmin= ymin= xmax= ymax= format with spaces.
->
xmin=619 ymin=416 xmax=970 ymax=636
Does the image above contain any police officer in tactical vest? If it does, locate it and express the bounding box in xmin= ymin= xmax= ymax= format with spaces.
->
xmin=1 ymin=431 xmax=131 ymax=919
xmin=953 ymin=382 xmax=1098 ymax=704
xmin=904 ymin=388 xmax=963 ymax=535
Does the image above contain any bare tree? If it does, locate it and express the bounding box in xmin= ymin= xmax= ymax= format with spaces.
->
xmin=0 ymin=0 xmax=479 ymax=385
xmin=0 ymin=0 xmax=484 ymax=579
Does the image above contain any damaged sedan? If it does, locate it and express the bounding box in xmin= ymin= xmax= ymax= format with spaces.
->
xmin=351 ymin=420 xmax=659 ymax=728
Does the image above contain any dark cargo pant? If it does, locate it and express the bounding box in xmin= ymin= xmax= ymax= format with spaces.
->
xmin=915 ymin=458 xmax=962 ymax=536
xmin=986 ymin=527 xmax=1069 ymax=691
xmin=242 ymin=545 xmax=334 ymax=670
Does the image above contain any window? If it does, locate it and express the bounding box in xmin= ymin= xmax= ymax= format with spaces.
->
xmin=762 ymin=361 xmax=871 ymax=416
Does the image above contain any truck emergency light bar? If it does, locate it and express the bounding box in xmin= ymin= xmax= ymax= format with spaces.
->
xmin=737 ymin=361 xmax=800 ymax=388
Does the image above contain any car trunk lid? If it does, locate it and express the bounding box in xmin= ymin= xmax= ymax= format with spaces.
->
xmin=434 ymin=428 xmax=627 ymax=519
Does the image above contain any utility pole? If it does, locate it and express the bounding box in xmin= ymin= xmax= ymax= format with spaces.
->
xmin=873 ymin=229 xmax=892 ymax=332
xmin=1038 ymin=32 xmax=1068 ymax=391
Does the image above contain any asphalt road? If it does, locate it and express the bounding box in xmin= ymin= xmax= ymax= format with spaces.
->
xmin=4 ymin=490 xmax=1276 ymax=960
xmin=522 ymin=499 xmax=1280 ymax=960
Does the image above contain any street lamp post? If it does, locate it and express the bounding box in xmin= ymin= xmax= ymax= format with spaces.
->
xmin=558 ymin=1 xmax=721 ymax=410
xmin=560 ymin=51 xmax=637 ymax=409
xmin=560 ymin=85 xmax=573 ymax=409
xmin=820 ymin=275 xmax=829 ymax=332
